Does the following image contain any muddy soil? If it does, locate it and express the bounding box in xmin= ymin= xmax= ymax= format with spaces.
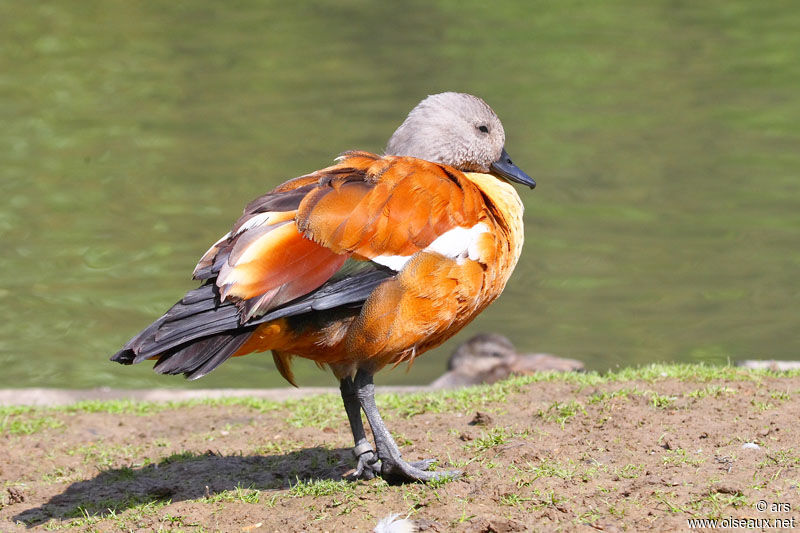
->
xmin=1 ymin=374 xmax=799 ymax=532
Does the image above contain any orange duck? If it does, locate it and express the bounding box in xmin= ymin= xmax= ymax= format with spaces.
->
xmin=112 ymin=92 xmax=535 ymax=483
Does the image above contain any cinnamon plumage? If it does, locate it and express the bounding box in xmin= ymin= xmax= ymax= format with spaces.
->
xmin=112 ymin=92 xmax=535 ymax=483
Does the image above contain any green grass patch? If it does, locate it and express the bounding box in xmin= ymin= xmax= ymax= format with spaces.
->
xmin=377 ymin=380 xmax=524 ymax=417
xmin=687 ymin=385 xmax=737 ymax=399
xmin=2 ymin=363 xmax=797 ymax=430
xmin=587 ymin=387 xmax=642 ymax=404
xmin=648 ymin=392 xmax=676 ymax=409
xmin=467 ymin=427 xmax=514 ymax=452
xmin=688 ymin=491 xmax=749 ymax=519
xmin=537 ymin=399 xmax=585 ymax=427
xmin=202 ymin=484 xmax=261 ymax=504
xmin=0 ymin=395 xmax=283 ymax=418
xmin=662 ymin=448 xmax=705 ymax=467
xmin=283 ymin=394 xmax=344 ymax=429
xmin=1 ymin=414 xmax=64 ymax=435
xmin=757 ymin=448 xmax=800 ymax=468
xmin=289 ymin=478 xmax=354 ymax=498
xmin=616 ymin=463 xmax=644 ymax=479
xmin=254 ymin=438 xmax=305 ymax=455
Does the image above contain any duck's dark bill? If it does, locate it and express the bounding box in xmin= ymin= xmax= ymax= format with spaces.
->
xmin=490 ymin=148 xmax=535 ymax=189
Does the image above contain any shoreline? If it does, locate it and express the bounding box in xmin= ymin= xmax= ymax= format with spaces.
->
xmin=0 ymin=386 xmax=430 ymax=407
xmin=3 ymin=359 xmax=797 ymax=407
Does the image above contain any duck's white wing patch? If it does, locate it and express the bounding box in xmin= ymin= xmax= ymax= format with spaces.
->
xmin=371 ymin=254 xmax=412 ymax=271
xmin=427 ymin=223 xmax=489 ymax=261
xmin=371 ymin=222 xmax=490 ymax=271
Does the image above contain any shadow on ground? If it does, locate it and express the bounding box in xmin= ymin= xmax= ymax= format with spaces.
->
xmin=14 ymin=447 xmax=351 ymax=527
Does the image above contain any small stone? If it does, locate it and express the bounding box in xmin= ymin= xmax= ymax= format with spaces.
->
xmin=713 ymin=484 xmax=743 ymax=495
xmin=741 ymin=442 xmax=760 ymax=450
xmin=6 ymin=487 xmax=25 ymax=504
xmin=415 ymin=518 xmax=444 ymax=531
xmin=468 ymin=412 xmax=493 ymax=426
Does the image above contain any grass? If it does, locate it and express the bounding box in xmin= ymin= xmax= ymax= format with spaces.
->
xmin=2 ymin=361 xmax=797 ymax=441
xmin=687 ymin=385 xmax=738 ymax=399
xmin=758 ymin=448 xmax=800 ymax=468
xmin=202 ymin=484 xmax=261 ymax=504
xmin=254 ymin=438 xmax=304 ymax=455
xmin=67 ymin=442 xmax=147 ymax=469
xmin=3 ymin=363 xmax=799 ymax=431
xmin=769 ymin=390 xmax=791 ymax=401
xmin=616 ymin=463 xmax=644 ymax=479
xmin=0 ymin=395 xmax=283 ymax=419
xmin=288 ymin=478 xmax=355 ymax=498
xmin=468 ymin=427 xmax=514 ymax=452
xmin=43 ymin=506 xmax=102 ymax=531
xmin=689 ymin=491 xmax=749 ymax=519
xmin=283 ymin=395 xmax=345 ymax=429
xmin=662 ymin=448 xmax=706 ymax=467
xmin=649 ymin=392 xmax=676 ymax=409
xmin=39 ymin=497 xmax=172 ymax=530
xmin=587 ymin=387 xmax=642 ymax=404
xmin=523 ymin=461 xmax=579 ymax=481
xmin=537 ymin=399 xmax=585 ymax=427
xmin=0 ymin=414 xmax=64 ymax=435
xmin=4 ymin=362 xmax=798 ymax=531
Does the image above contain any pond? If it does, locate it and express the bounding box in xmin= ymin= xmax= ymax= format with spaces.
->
xmin=1 ymin=1 xmax=798 ymax=389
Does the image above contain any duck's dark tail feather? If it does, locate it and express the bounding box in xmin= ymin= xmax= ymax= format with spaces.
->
xmin=111 ymin=265 xmax=395 ymax=380
xmin=152 ymin=330 xmax=252 ymax=380
xmin=110 ymin=283 xmax=254 ymax=380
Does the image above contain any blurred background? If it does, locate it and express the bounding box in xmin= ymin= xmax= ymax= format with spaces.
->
xmin=1 ymin=1 xmax=798 ymax=389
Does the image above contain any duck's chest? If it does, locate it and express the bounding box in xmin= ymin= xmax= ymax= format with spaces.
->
xmin=463 ymin=172 xmax=525 ymax=287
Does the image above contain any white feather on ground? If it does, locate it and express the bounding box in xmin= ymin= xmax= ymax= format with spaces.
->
xmin=374 ymin=513 xmax=418 ymax=533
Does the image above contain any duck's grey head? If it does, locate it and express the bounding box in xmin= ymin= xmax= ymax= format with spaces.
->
xmin=385 ymin=92 xmax=535 ymax=188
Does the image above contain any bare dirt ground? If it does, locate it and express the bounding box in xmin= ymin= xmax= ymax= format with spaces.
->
xmin=1 ymin=366 xmax=799 ymax=532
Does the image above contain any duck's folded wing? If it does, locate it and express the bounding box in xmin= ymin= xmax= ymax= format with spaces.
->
xmin=112 ymin=151 xmax=489 ymax=377
xmin=296 ymin=151 xmax=486 ymax=268
xmin=196 ymin=151 xmax=487 ymax=323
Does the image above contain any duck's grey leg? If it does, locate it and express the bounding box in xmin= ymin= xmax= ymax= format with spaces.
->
xmin=339 ymin=376 xmax=379 ymax=480
xmin=354 ymin=369 xmax=460 ymax=484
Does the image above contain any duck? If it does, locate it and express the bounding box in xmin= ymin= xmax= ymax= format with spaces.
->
xmin=430 ymin=333 xmax=584 ymax=389
xmin=111 ymin=92 xmax=535 ymax=483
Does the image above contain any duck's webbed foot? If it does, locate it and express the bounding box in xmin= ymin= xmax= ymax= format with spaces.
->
xmin=410 ymin=458 xmax=438 ymax=470
xmin=353 ymin=369 xmax=461 ymax=484
xmin=345 ymin=449 xmax=435 ymax=481
xmin=378 ymin=452 xmax=459 ymax=484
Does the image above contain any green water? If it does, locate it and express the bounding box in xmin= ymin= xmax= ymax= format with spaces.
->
xmin=1 ymin=1 xmax=798 ymax=389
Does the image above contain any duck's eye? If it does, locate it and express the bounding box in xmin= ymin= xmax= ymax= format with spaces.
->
xmin=478 ymin=125 xmax=489 ymax=134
